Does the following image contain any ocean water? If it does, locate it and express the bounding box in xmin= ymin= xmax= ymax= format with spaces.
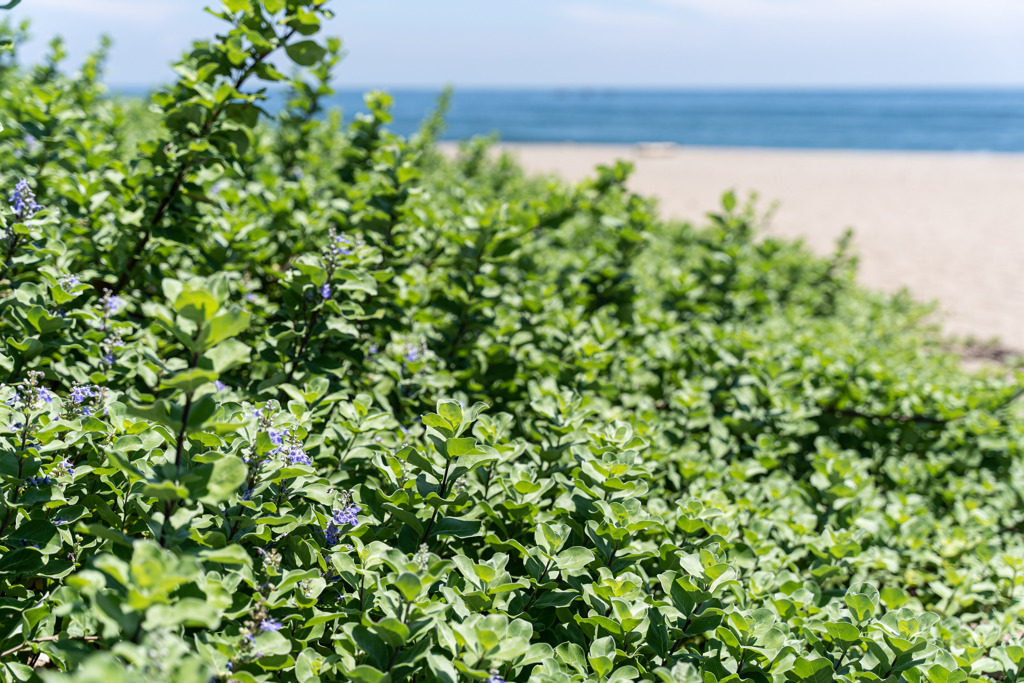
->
xmin=321 ymin=89 xmax=1024 ymax=152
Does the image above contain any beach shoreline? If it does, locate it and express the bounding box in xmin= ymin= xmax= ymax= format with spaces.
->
xmin=449 ymin=142 xmax=1024 ymax=349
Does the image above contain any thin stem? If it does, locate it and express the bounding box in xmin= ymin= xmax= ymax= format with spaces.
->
xmin=521 ymin=558 xmax=553 ymax=614
xmin=418 ymin=457 xmax=453 ymax=546
xmin=284 ymin=307 xmax=320 ymax=386
xmin=0 ymin=232 xmax=22 ymax=282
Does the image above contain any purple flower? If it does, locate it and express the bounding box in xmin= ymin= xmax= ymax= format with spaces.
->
xmin=320 ymin=283 xmax=331 ymax=300
xmin=368 ymin=345 xmax=378 ymax=355
xmin=334 ymin=234 xmax=353 ymax=255
xmin=54 ymin=458 xmax=74 ymax=478
xmin=286 ymin=446 xmax=312 ymax=466
xmin=488 ymin=673 xmax=505 ymax=683
xmin=404 ymin=347 xmax=420 ymax=363
xmin=70 ymin=385 xmax=95 ymax=404
xmin=260 ymin=618 xmax=283 ymax=632
xmin=61 ymin=275 xmax=81 ymax=292
xmin=102 ymin=353 xmax=115 ymax=365
xmin=101 ymin=294 xmax=124 ymax=315
xmin=322 ymin=522 xmax=340 ymax=546
xmin=252 ymin=408 xmax=264 ymax=420
xmin=4 ymin=390 xmax=21 ymax=408
xmin=37 ymin=388 xmax=53 ymax=404
xmin=332 ymin=505 xmax=360 ymax=527
xmin=268 ymin=428 xmax=286 ymax=446
xmin=214 ymin=380 xmax=227 ymax=392
xmin=9 ymin=179 xmax=41 ymax=221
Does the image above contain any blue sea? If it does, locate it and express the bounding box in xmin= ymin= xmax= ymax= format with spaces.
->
xmin=320 ymin=89 xmax=1024 ymax=152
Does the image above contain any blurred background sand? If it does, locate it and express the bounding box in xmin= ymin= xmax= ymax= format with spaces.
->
xmin=493 ymin=143 xmax=1024 ymax=351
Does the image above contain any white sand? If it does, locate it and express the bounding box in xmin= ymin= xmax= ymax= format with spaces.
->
xmin=492 ymin=143 xmax=1024 ymax=349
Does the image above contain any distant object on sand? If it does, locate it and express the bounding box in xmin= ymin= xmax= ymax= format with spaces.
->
xmin=634 ymin=142 xmax=677 ymax=157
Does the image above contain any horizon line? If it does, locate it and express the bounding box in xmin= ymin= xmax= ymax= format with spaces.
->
xmin=106 ymin=83 xmax=1024 ymax=92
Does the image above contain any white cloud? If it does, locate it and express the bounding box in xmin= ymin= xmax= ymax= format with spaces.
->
xmin=654 ymin=0 xmax=1024 ymax=23
xmin=28 ymin=0 xmax=186 ymax=23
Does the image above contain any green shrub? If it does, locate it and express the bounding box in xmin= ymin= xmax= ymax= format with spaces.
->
xmin=0 ymin=2 xmax=1023 ymax=682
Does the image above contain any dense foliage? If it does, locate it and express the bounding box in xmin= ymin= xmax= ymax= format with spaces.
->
xmin=1 ymin=2 xmax=1024 ymax=681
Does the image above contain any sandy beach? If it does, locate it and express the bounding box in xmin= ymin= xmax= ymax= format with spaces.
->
xmin=489 ymin=144 xmax=1024 ymax=350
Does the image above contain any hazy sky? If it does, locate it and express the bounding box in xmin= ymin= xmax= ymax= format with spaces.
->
xmin=8 ymin=0 xmax=1024 ymax=88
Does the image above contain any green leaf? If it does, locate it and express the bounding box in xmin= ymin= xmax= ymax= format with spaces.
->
xmin=844 ymin=592 xmax=877 ymax=622
xmin=174 ymin=288 xmax=219 ymax=323
xmin=160 ymin=368 xmax=218 ymax=393
xmin=393 ymin=571 xmax=422 ymax=602
xmin=0 ymin=548 xmax=44 ymax=575
xmin=432 ymin=517 xmax=481 ymax=538
xmin=188 ymin=456 xmax=247 ymax=503
xmin=825 ymin=621 xmax=860 ymax=644
xmin=554 ymin=547 xmax=594 ymax=572
xmin=438 ymin=400 xmax=463 ymax=432
xmin=202 ymin=340 xmax=251 ymax=373
xmin=285 ymin=40 xmax=326 ymax=66
xmin=199 ymin=545 xmax=253 ymax=567
xmin=345 ymin=666 xmax=387 ymax=683
xmin=200 ymin=306 xmax=252 ymax=348
xmin=788 ymin=657 xmax=835 ymax=683
xmin=445 ymin=437 xmax=479 ymax=457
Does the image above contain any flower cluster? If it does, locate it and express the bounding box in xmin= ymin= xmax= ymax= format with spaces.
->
xmin=234 ymin=597 xmax=281 ymax=665
xmin=53 ymin=458 xmax=75 ymax=478
xmin=244 ymin=406 xmax=274 ymax=467
xmin=413 ymin=543 xmax=431 ymax=571
xmin=9 ymin=178 xmax=41 ymax=222
xmin=265 ymin=425 xmax=313 ymax=466
xmin=318 ymin=227 xmax=357 ymax=301
xmin=61 ymin=274 xmax=82 ymax=292
xmin=255 ymin=547 xmax=282 ymax=574
xmin=68 ymin=383 xmax=104 ymax=417
xmin=2 ymin=371 xmax=52 ymax=413
xmin=322 ymin=493 xmax=361 ymax=547
xmin=404 ymin=337 xmax=428 ymax=365
xmin=333 ymin=504 xmax=360 ymax=527
xmin=92 ymin=294 xmax=128 ymax=366
xmin=102 ymin=294 xmax=125 ymax=315
xmin=325 ymin=227 xmax=353 ymax=258
xmin=24 ymin=475 xmax=52 ymax=487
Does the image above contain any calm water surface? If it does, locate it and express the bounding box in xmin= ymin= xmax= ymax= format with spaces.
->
xmin=117 ymin=87 xmax=1024 ymax=152
xmin=322 ymin=89 xmax=1024 ymax=152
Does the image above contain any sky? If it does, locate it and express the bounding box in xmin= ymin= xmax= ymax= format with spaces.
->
xmin=7 ymin=0 xmax=1024 ymax=89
